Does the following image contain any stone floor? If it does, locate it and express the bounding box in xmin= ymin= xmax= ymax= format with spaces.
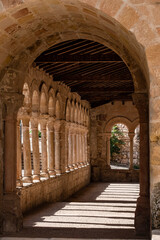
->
xmin=1 ymin=182 xmax=151 ymax=239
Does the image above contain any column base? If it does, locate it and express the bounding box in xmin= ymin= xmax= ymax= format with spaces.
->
xmin=49 ymin=170 xmax=56 ymax=177
xmin=135 ymin=196 xmax=150 ymax=236
xmin=77 ymin=163 xmax=82 ymax=168
xmin=16 ymin=179 xmax=23 ymax=187
xmin=41 ymin=172 xmax=49 ymax=178
xmin=74 ymin=164 xmax=78 ymax=170
xmin=56 ymin=169 xmax=62 ymax=175
xmin=2 ymin=193 xmax=23 ymax=233
xmin=65 ymin=167 xmax=70 ymax=173
xmin=105 ymin=165 xmax=111 ymax=169
xmin=69 ymin=165 xmax=74 ymax=171
xmin=22 ymin=176 xmax=32 ymax=183
xmin=81 ymin=162 xmax=85 ymax=167
xmin=33 ymin=174 xmax=40 ymax=181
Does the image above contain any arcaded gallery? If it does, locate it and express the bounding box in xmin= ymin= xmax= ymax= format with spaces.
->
xmin=0 ymin=1 xmax=160 ymax=239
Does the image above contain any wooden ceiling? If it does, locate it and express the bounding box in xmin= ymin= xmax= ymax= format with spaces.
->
xmin=34 ymin=39 xmax=134 ymax=108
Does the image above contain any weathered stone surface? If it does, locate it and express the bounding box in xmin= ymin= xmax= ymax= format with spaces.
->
xmin=19 ymin=166 xmax=90 ymax=213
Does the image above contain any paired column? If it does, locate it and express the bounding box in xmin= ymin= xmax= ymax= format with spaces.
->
xmin=106 ymin=133 xmax=111 ymax=168
xmin=48 ymin=117 xmax=56 ymax=176
xmin=133 ymin=93 xmax=150 ymax=235
xmin=54 ymin=121 xmax=61 ymax=175
xmin=129 ymin=132 xmax=135 ymax=170
xmin=65 ymin=124 xmax=70 ymax=172
xmin=22 ymin=117 xmax=32 ymax=183
xmin=68 ymin=126 xmax=74 ymax=170
xmin=16 ymin=119 xmax=22 ymax=187
xmin=31 ymin=117 xmax=40 ymax=181
xmin=40 ymin=118 xmax=49 ymax=178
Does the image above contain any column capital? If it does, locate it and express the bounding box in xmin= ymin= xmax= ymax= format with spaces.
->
xmin=128 ymin=132 xmax=135 ymax=139
xmin=39 ymin=115 xmax=48 ymax=128
xmin=30 ymin=116 xmax=38 ymax=125
xmin=48 ymin=117 xmax=56 ymax=130
xmin=22 ymin=115 xmax=30 ymax=126
xmin=1 ymin=92 xmax=24 ymax=115
xmin=132 ymin=93 xmax=148 ymax=123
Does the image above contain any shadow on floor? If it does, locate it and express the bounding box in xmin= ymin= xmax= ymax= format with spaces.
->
xmin=1 ymin=183 xmax=150 ymax=239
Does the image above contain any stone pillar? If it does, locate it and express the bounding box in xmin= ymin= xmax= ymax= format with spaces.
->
xmin=2 ymin=93 xmax=23 ymax=232
xmin=129 ymin=132 xmax=135 ymax=170
xmin=133 ymin=93 xmax=150 ymax=236
xmin=31 ymin=117 xmax=40 ymax=181
xmin=59 ymin=120 xmax=67 ymax=174
xmin=65 ymin=123 xmax=70 ymax=172
xmin=73 ymin=128 xmax=78 ymax=169
xmin=101 ymin=134 xmax=107 ymax=159
xmin=80 ymin=131 xmax=84 ymax=167
xmin=54 ymin=120 xmax=61 ymax=175
xmin=68 ymin=126 xmax=74 ymax=171
xmin=40 ymin=118 xmax=49 ymax=178
xmin=106 ymin=133 xmax=111 ymax=168
xmin=22 ymin=117 xmax=32 ymax=183
xmin=16 ymin=119 xmax=22 ymax=187
xmin=76 ymin=129 xmax=81 ymax=168
xmin=84 ymin=130 xmax=88 ymax=165
xmin=48 ymin=118 xmax=56 ymax=177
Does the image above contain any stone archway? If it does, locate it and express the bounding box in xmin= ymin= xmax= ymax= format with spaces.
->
xmin=0 ymin=0 xmax=150 ymax=236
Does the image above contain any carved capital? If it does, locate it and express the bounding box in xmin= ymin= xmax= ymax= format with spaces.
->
xmin=1 ymin=92 xmax=24 ymax=116
xmin=30 ymin=117 xmax=38 ymax=129
xmin=48 ymin=117 xmax=55 ymax=130
xmin=128 ymin=132 xmax=135 ymax=140
xmin=132 ymin=93 xmax=148 ymax=123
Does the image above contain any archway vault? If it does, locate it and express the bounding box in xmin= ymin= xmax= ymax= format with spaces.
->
xmin=0 ymin=0 xmax=151 ymax=237
xmin=0 ymin=0 xmax=149 ymax=96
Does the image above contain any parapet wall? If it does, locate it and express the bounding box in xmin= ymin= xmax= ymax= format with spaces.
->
xmin=19 ymin=166 xmax=90 ymax=213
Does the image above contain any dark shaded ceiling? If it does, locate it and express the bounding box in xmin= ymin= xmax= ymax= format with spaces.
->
xmin=34 ymin=39 xmax=134 ymax=108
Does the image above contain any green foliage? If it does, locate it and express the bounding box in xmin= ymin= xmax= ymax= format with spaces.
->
xmin=38 ymin=130 xmax=41 ymax=138
xmin=110 ymin=125 xmax=125 ymax=157
xmin=133 ymin=164 xmax=140 ymax=170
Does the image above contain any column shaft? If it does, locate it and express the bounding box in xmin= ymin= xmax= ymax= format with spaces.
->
xmin=31 ymin=118 xmax=40 ymax=180
xmin=48 ymin=120 xmax=56 ymax=176
xmin=106 ymin=134 xmax=111 ymax=168
xmin=129 ymin=133 xmax=134 ymax=170
xmin=22 ymin=118 xmax=32 ymax=183
xmin=40 ymin=120 xmax=49 ymax=178
xmin=17 ymin=120 xmax=22 ymax=187
xmin=133 ymin=93 xmax=150 ymax=236
xmin=54 ymin=122 xmax=61 ymax=175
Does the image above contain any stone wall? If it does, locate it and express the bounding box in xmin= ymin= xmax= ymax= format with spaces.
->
xmin=19 ymin=166 xmax=90 ymax=213
xmin=91 ymin=167 xmax=139 ymax=183
xmin=152 ymin=182 xmax=160 ymax=229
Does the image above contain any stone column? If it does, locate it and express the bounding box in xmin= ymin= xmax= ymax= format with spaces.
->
xmin=82 ymin=133 xmax=86 ymax=166
xmin=76 ymin=129 xmax=81 ymax=168
xmin=106 ymin=133 xmax=111 ymax=168
xmin=48 ymin=117 xmax=56 ymax=177
xmin=2 ymin=92 xmax=23 ymax=232
xmin=80 ymin=131 xmax=84 ymax=167
xmin=22 ymin=117 xmax=32 ymax=183
xmin=54 ymin=120 xmax=61 ymax=175
xmin=129 ymin=132 xmax=135 ymax=170
xmin=84 ymin=129 xmax=88 ymax=165
xmin=73 ymin=127 xmax=78 ymax=169
xmin=16 ymin=119 xmax=22 ymax=187
xmin=31 ymin=117 xmax=40 ymax=181
xmin=40 ymin=118 xmax=49 ymax=178
xmin=65 ymin=123 xmax=70 ymax=172
xmin=133 ymin=93 xmax=150 ymax=236
xmin=68 ymin=126 xmax=74 ymax=171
